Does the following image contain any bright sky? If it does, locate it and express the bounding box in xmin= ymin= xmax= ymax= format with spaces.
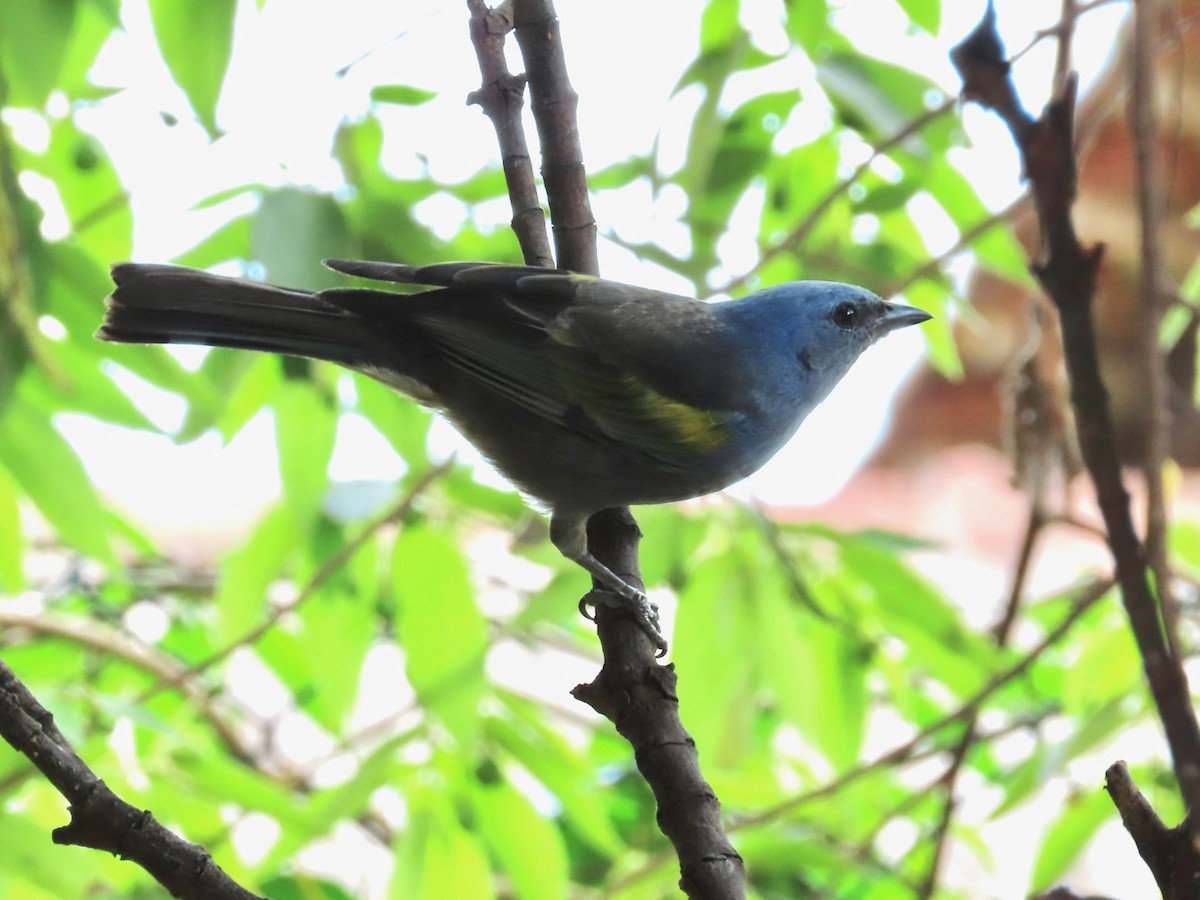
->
xmin=45 ymin=0 xmax=1131 ymax=538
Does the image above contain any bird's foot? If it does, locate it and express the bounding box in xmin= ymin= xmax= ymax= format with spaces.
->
xmin=580 ymin=588 xmax=668 ymax=657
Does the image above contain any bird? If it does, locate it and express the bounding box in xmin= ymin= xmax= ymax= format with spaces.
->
xmin=99 ymin=259 xmax=931 ymax=651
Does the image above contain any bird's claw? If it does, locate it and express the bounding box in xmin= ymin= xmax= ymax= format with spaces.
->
xmin=580 ymin=589 xmax=668 ymax=656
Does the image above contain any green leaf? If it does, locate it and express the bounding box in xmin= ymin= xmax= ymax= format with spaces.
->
xmin=215 ymin=503 xmax=301 ymax=642
xmin=1170 ymin=518 xmax=1200 ymax=580
xmin=294 ymin=581 xmax=375 ymax=731
xmin=174 ymin=213 xmax=254 ymax=269
xmin=22 ymin=116 xmax=132 ymax=262
xmin=817 ymin=53 xmax=941 ymax=149
xmin=0 ymin=395 xmax=114 ymax=565
xmin=176 ymin=350 xmax=275 ymax=444
xmin=472 ymin=771 xmax=570 ymax=900
xmin=1063 ymin=623 xmax=1139 ymax=713
xmin=904 ymin=280 xmax=961 ymax=378
xmin=0 ymin=815 xmax=97 ymax=897
xmin=894 ymin=0 xmax=940 ymax=35
xmin=783 ymin=0 xmax=833 ymax=56
xmin=0 ymin=465 xmax=23 ymax=590
xmin=253 ymin=189 xmax=354 ymax=288
xmin=392 ymin=796 xmax=496 ymax=900
xmin=0 ymin=0 xmax=77 ymax=108
xmin=260 ymin=877 xmax=354 ymax=900
xmin=371 ymin=84 xmax=438 ymax=106
xmin=1030 ymin=788 xmax=1113 ymax=891
xmin=834 ymin=533 xmax=996 ymax=695
xmin=274 ymin=379 xmax=337 ymax=518
xmin=147 ymin=0 xmax=237 ymax=137
xmin=992 ymin=700 xmax=1129 ymax=818
xmin=166 ymin=745 xmax=328 ymax=833
xmin=392 ymin=526 xmax=487 ymax=745
xmin=353 ymin=374 xmax=432 ymax=469
xmin=488 ymin=702 xmax=624 ymax=856
xmin=191 ymin=183 xmax=266 ymax=210
xmin=673 ymin=552 xmax=757 ymax=766
xmin=761 ymin=587 xmax=869 ymax=769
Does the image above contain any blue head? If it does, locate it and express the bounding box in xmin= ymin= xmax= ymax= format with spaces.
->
xmin=714 ymin=280 xmax=931 ymax=469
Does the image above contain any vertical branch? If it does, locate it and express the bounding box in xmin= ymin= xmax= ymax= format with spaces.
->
xmin=467 ymin=4 xmax=746 ymax=896
xmin=1130 ymin=0 xmax=1180 ymax=658
xmin=466 ymin=0 xmax=554 ymax=268
xmin=509 ymin=0 xmax=598 ymax=275
xmin=952 ymin=5 xmax=1200 ymax=824
xmin=1052 ymin=0 xmax=1078 ymax=88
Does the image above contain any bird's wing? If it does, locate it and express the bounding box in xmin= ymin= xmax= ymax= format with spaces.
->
xmin=324 ymin=264 xmax=740 ymax=466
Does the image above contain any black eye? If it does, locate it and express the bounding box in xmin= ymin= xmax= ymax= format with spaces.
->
xmin=832 ymin=302 xmax=858 ymax=329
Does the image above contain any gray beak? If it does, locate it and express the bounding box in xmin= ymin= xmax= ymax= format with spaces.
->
xmin=878 ymin=302 xmax=933 ymax=334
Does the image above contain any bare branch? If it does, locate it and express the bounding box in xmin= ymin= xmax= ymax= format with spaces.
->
xmin=0 ymin=659 xmax=262 ymax=900
xmin=1106 ymin=761 xmax=1200 ymax=898
xmin=466 ymin=0 xmax=554 ymax=267
xmin=511 ymin=0 xmax=597 ymax=275
xmin=951 ymin=0 xmax=1200 ymax=821
xmin=1130 ymin=0 xmax=1180 ymax=659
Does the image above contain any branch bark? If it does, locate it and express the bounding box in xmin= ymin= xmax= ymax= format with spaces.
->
xmin=466 ymin=0 xmax=554 ymax=268
xmin=1106 ymin=761 xmax=1200 ymax=898
xmin=951 ymin=0 xmax=1200 ymax=878
xmin=0 ymin=659 xmax=262 ymax=900
xmin=467 ymin=4 xmax=746 ymax=895
xmin=510 ymin=0 xmax=597 ymax=276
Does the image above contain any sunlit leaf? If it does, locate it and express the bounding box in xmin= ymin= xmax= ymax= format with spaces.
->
xmin=371 ymin=84 xmax=438 ymax=106
xmin=0 ymin=395 xmax=114 ymax=565
xmin=0 ymin=465 xmax=23 ymax=590
xmin=0 ymin=0 xmax=76 ymax=108
xmin=1030 ymin=788 xmax=1113 ymax=892
xmin=894 ymin=0 xmax=940 ymax=35
xmin=214 ymin=503 xmax=300 ymax=642
xmin=393 ymin=526 xmax=487 ymax=745
xmin=147 ymin=0 xmax=236 ymax=137
xmin=473 ymin=768 xmax=570 ymax=899
xmin=274 ymin=379 xmax=337 ymax=518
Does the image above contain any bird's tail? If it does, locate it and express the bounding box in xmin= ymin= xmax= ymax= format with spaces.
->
xmin=98 ymin=263 xmax=379 ymax=369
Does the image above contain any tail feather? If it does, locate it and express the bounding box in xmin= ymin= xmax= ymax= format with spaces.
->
xmin=99 ymin=264 xmax=379 ymax=368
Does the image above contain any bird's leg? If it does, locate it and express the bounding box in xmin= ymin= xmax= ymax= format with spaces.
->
xmin=550 ymin=513 xmax=667 ymax=654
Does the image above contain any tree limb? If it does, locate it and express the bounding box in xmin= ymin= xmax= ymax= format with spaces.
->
xmin=0 ymin=658 xmax=262 ymax=900
xmin=951 ymin=0 xmax=1200 ymax=862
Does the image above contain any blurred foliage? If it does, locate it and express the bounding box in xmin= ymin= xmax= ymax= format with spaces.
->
xmin=0 ymin=1 xmax=1185 ymax=898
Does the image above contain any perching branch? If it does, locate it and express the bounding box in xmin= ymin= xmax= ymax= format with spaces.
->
xmin=614 ymin=578 xmax=1111 ymax=891
xmin=467 ymin=4 xmax=746 ymax=896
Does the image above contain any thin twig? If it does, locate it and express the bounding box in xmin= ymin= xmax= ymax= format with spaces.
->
xmin=511 ymin=0 xmax=597 ymax=275
xmin=1130 ymin=0 xmax=1180 ymax=660
xmin=0 ymin=609 xmax=251 ymax=763
xmin=156 ymin=459 xmax=452 ymax=696
xmin=1052 ymin=0 xmax=1078 ymax=90
xmin=719 ymin=97 xmax=958 ymax=296
xmin=497 ymin=4 xmax=744 ymax=896
xmin=465 ymin=0 xmax=554 ymax=267
xmin=918 ymin=501 xmax=1046 ymax=897
xmin=737 ymin=577 xmax=1110 ymax=829
xmin=952 ymin=1 xmax=1200 ymax=821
